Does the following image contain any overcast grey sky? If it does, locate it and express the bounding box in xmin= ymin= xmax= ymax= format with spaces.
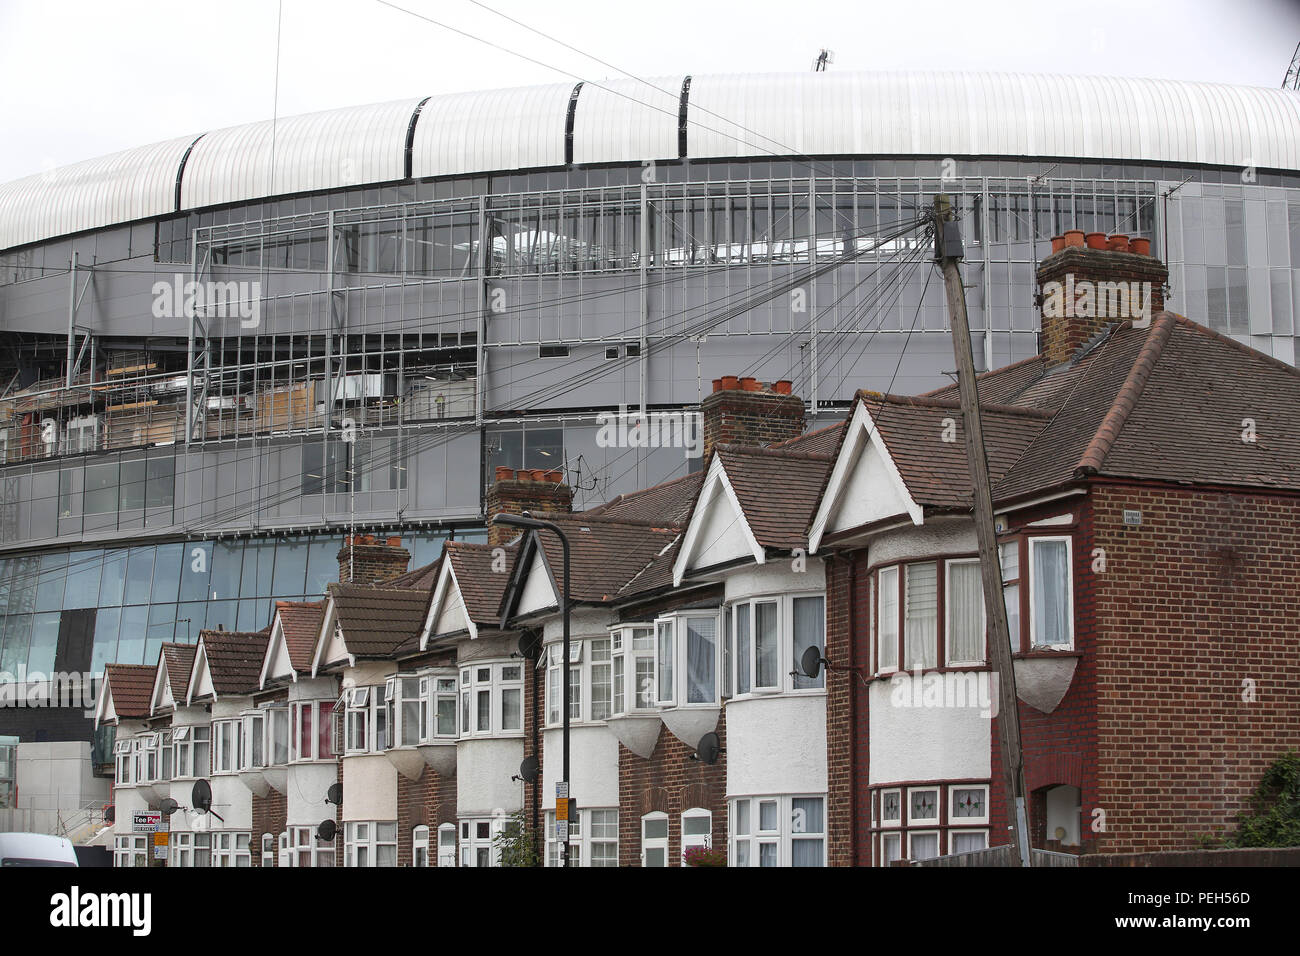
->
xmin=1 ymin=0 xmax=1297 ymax=183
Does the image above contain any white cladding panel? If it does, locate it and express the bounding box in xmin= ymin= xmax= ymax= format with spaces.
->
xmin=0 ymin=133 xmax=197 ymax=249
xmin=410 ymin=83 xmax=572 ymax=178
xmin=180 ymin=98 xmax=421 ymax=210
xmin=571 ymin=76 xmax=682 ymax=165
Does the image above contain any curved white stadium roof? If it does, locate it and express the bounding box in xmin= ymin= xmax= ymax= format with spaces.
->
xmin=2 ymin=70 xmax=1298 ymax=251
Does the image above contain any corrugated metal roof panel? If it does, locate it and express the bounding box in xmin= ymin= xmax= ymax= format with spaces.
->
xmin=571 ymin=76 xmax=682 ymax=165
xmin=179 ymin=98 xmax=421 ymax=210
xmin=0 ymin=133 xmax=197 ymax=250
xmin=4 ymin=72 xmax=1298 ymax=252
xmin=409 ymin=82 xmax=572 ymax=179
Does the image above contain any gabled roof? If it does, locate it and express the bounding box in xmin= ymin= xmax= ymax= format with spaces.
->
xmin=385 ymin=560 xmax=440 ymax=590
xmin=189 ymin=630 xmax=269 ymax=702
xmin=96 ymin=664 xmax=156 ymax=725
xmin=581 ymin=472 xmax=703 ymax=526
xmin=320 ymin=583 xmax=431 ymax=663
xmin=276 ymin=601 xmax=325 ymax=673
xmin=150 ymin=643 xmax=196 ymax=715
xmin=500 ymin=515 xmax=680 ymax=622
xmin=419 ymin=545 xmax=515 ymax=647
xmin=814 ymin=312 xmax=1300 ymax=547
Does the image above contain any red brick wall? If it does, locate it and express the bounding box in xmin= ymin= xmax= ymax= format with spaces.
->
xmin=701 ymin=387 xmax=806 ymax=461
xmin=1036 ymin=247 xmax=1168 ymax=366
xmin=251 ymin=789 xmax=288 ymax=867
xmin=826 ymin=552 xmax=870 ymax=866
xmin=1090 ymin=482 xmax=1300 ymax=852
xmin=486 ymin=480 xmax=574 ymax=547
xmin=522 ymin=646 xmax=543 ymax=863
xmin=396 ymin=767 xmax=457 ymax=866
xmin=336 ymin=535 xmax=411 ymax=585
xmin=617 ymin=714 xmax=727 ymax=866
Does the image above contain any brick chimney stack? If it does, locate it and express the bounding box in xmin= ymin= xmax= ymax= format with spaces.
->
xmin=701 ymin=376 xmax=806 ymax=461
xmin=337 ymin=534 xmax=411 ymax=586
xmin=1037 ymin=231 xmax=1168 ymax=366
xmin=486 ymin=469 xmax=574 ymax=547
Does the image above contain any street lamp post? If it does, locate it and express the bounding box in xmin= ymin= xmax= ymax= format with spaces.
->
xmin=492 ymin=511 xmax=571 ymax=867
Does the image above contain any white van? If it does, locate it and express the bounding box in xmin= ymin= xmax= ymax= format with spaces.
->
xmin=0 ymin=832 xmax=79 ymax=867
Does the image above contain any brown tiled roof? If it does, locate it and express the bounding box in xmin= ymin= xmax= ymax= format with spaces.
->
xmin=444 ymin=543 xmax=515 ymax=626
xmin=715 ymin=444 xmax=834 ymax=549
xmin=329 ymin=584 xmax=431 ymax=658
xmin=386 ymin=560 xmax=440 ymax=590
xmin=519 ymin=514 xmax=680 ymax=607
xmin=849 ymin=313 xmax=1300 ymax=513
xmin=197 ymin=630 xmax=270 ymax=698
xmin=773 ymin=421 xmax=846 ymax=456
xmin=274 ymin=601 xmax=324 ymax=674
xmin=104 ymin=664 xmax=155 ymax=720
xmin=581 ymin=471 xmax=703 ymax=526
xmin=856 ymin=393 xmax=1049 ymax=510
xmin=159 ymin=644 xmax=196 ymax=703
xmin=616 ymin=535 xmax=683 ymax=599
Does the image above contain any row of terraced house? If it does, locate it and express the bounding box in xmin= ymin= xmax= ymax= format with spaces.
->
xmin=94 ymin=241 xmax=1300 ymax=866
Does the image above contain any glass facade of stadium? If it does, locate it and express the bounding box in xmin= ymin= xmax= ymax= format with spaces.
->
xmin=3 ymin=153 xmax=1300 ymax=678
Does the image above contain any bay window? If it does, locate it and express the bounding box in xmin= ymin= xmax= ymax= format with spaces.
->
xmin=1029 ymin=536 xmax=1073 ymax=648
xmin=872 ymin=782 xmax=990 ymax=865
xmin=213 ymin=718 xmax=241 ymax=774
xmin=344 ymin=686 xmax=385 ymax=753
xmin=610 ymin=626 xmax=656 ymax=714
xmin=114 ymin=739 xmax=132 ymax=784
xmin=904 ymin=562 xmax=938 ymax=670
xmin=170 ymin=831 xmax=211 ymax=867
xmin=265 ymin=705 xmax=289 ymax=765
xmin=1001 ymin=542 xmax=1021 ymax=652
xmin=114 ymin=835 xmax=148 ymax=868
xmin=290 ymin=699 xmax=335 ymax=761
xmin=172 ymin=725 xmax=210 ymax=778
xmin=877 ymin=566 xmax=899 ymax=671
xmin=290 ymin=825 xmax=335 ymax=867
xmin=344 ymin=821 xmax=397 ymax=867
xmin=459 ymin=818 xmax=499 ymax=867
xmin=945 ymin=558 xmax=984 ymax=665
xmin=240 ymin=710 xmax=265 ymax=771
xmin=730 ymin=795 xmax=826 ymax=867
xmin=213 ymin=831 xmax=251 ymax=867
xmin=430 ymin=674 xmax=458 ymax=738
xmin=727 ymin=594 xmax=825 ymax=695
xmin=545 ymin=807 xmax=619 ymax=867
xmin=651 ymin=612 xmax=723 ymax=707
xmin=463 ymin=662 xmax=524 ymax=736
xmin=590 ymin=639 xmax=612 ymax=720
xmin=384 ymin=675 xmax=426 ymax=748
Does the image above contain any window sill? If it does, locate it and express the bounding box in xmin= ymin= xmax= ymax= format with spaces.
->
xmin=1015 ymin=647 xmax=1080 ymax=658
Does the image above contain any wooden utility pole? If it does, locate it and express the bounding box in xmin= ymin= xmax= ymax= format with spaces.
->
xmin=934 ymin=195 xmax=1032 ymax=867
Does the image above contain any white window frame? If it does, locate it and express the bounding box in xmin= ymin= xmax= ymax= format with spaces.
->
xmin=948 ymin=784 xmax=990 ymax=826
xmin=264 ymin=704 xmax=289 ymax=766
xmin=239 ymin=710 xmax=266 ymax=771
xmin=385 ymin=674 xmax=427 ymax=750
xmin=169 ymin=831 xmax=211 ymax=868
xmin=344 ymin=686 xmax=383 ymax=754
xmin=906 ymin=786 xmax=941 ymax=827
xmin=610 ymin=625 xmax=657 ymax=715
xmin=261 ymin=833 xmax=275 ymax=867
xmin=114 ymin=835 xmax=148 ymax=868
xmin=948 ymin=829 xmax=990 ymax=855
xmin=412 ymin=825 xmax=430 ymax=867
xmin=728 ymin=795 xmax=826 ymax=867
xmin=212 ymin=831 xmax=252 ymax=867
xmin=907 ymin=829 xmax=941 ymax=862
xmin=424 ymin=671 xmax=460 ymax=741
xmin=877 ymin=565 xmax=900 ymax=673
xmin=640 ymin=811 xmax=669 ymax=867
xmin=944 ymin=557 xmax=987 ymax=666
xmin=171 ymin=724 xmax=209 ymax=779
xmin=462 ymin=661 xmax=525 ymax=737
xmin=459 ymin=817 xmax=501 ymax=867
xmin=437 ymin=823 xmax=457 ymax=867
xmin=289 ymin=699 xmax=335 ymax=762
xmin=681 ymin=808 xmax=713 ymax=860
xmin=650 ymin=611 xmax=725 ymax=708
xmin=880 ymin=831 xmax=903 ymax=867
xmin=1028 ymin=535 xmax=1075 ymax=650
xmin=290 ymin=825 xmax=335 ymax=868
xmin=727 ymin=592 xmax=826 ymax=697
xmin=344 ymin=820 xmax=397 ymax=868
xmin=114 ymin=738 xmax=133 ymax=785
xmin=212 ymin=718 xmax=241 ymax=775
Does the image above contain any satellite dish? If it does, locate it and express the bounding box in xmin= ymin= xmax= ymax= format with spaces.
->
xmin=695 ymin=732 xmax=722 ymax=765
xmin=517 ymin=632 xmax=542 ymax=660
xmin=103 ymin=805 xmax=115 ymax=824
xmin=158 ymin=797 xmax=179 ymax=817
xmin=192 ymin=779 xmax=212 ymax=814
xmin=317 ymin=819 xmax=337 ymax=843
xmin=518 ymin=755 xmax=540 ymax=784
xmin=325 ymin=783 xmax=343 ymax=806
xmin=800 ymin=646 xmax=826 ymax=679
